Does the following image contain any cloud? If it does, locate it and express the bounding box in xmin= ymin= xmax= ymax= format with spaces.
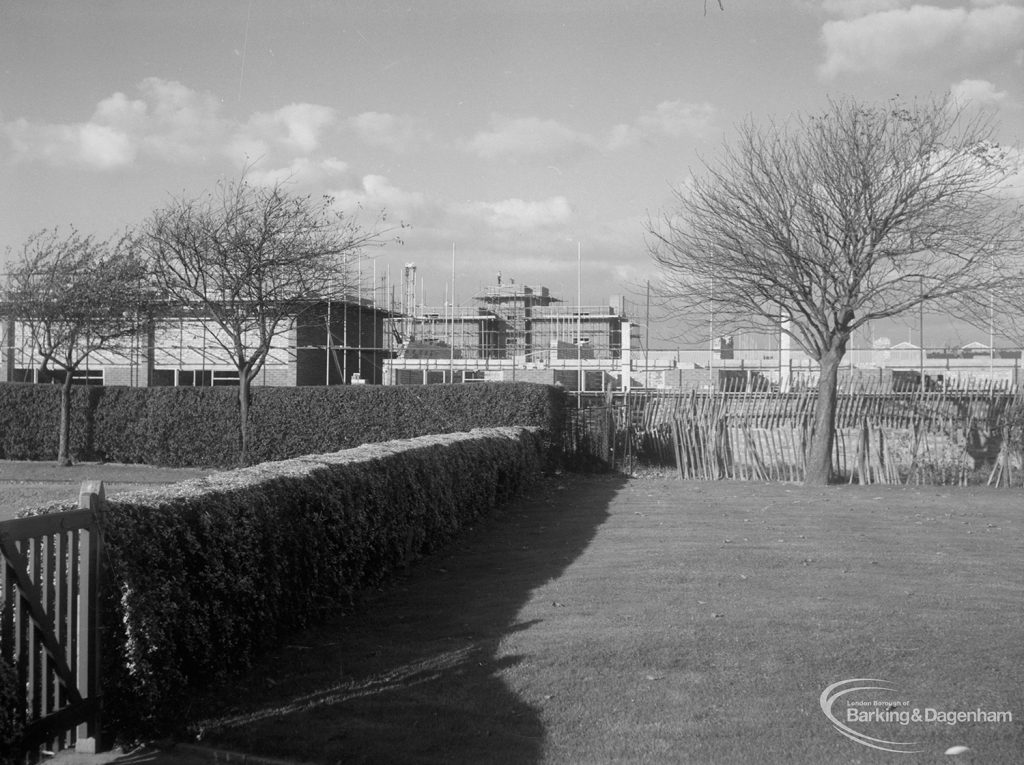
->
xmin=464 ymin=116 xmax=597 ymax=160
xmin=246 ymin=156 xmax=353 ymax=188
xmin=263 ymin=103 xmax=336 ymax=153
xmin=134 ymin=77 xmax=227 ymax=162
xmin=328 ymin=171 xmax=573 ymax=237
xmin=819 ymin=4 xmax=1024 ymax=77
xmin=231 ymin=102 xmax=337 ymax=163
xmin=950 ymin=78 xmax=1010 ymax=105
xmin=466 ymin=102 xmax=716 ymax=161
xmin=456 ymin=196 xmax=573 ymax=231
xmin=607 ymin=101 xmax=716 ymax=149
xmin=1 ymin=78 xmax=338 ymax=168
xmin=305 ymin=172 xmax=635 ymax=299
xmin=348 ymin=112 xmax=431 ymax=152
xmin=78 ymin=123 xmax=137 ymax=167
xmin=328 ymin=174 xmax=430 ymax=223
xmin=1 ymin=77 xmax=231 ymax=168
xmin=4 ymin=118 xmax=138 ymax=169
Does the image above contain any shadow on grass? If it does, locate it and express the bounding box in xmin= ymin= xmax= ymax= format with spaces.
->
xmin=183 ymin=473 xmax=626 ymax=764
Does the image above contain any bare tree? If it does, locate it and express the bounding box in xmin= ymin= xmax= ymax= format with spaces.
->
xmin=649 ymin=96 xmax=1022 ymax=485
xmin=143 ymin=174 xmax=389 ymax=464
xmin=6 ymin=229 xmax=148 ymax=465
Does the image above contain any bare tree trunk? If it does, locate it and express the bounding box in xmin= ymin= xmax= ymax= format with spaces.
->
xmin=805 ymin=346 xmax=845 ymax=485
xmin=238 ymin=372 xmax=251 ymax=466
xmin=57 ymin=375 xmax=73 ymax=467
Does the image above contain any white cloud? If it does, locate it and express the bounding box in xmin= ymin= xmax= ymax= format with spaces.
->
xmin=464 ymin=116 xmax=597 ymax=160
xmin=328 ymin=174 xmax=430 ymax=223
xmin=466 ymin=103 xmax=716 ymax=161
xmin=950 ymin=77 xmax=1009 ymax=105
xmin=272 ymin=103 xmax=337 ymax=153
xmin=4 ymin=119 xmax=137 ymax=169
xmin=348 ymin=112 xmax=430 ymax=152
xmin=1 ymin=78 xmax=339 ymax=169
xmin=328 ymin=171 xmax=572 ymax=237
xmin=607 ymin=101 xmax=716 ymax=149
xmin=233 ymin=102 xmax=337 ymax=162
xmin=819 ymin=4 xmax=1024 ymax=77
xmin=78 ymin=123 xmax=137 ymax=168
xmin=456 ymin=196 xmax=573 ymax=230
xmin=246 ymin=156 xmax=352 ymax=188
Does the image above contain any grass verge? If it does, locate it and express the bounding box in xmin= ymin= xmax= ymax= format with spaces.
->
xmin=180 ymin=478 xmax=1024 ymax=763
xmin=0 ymin=461 xmax=218 ymax=520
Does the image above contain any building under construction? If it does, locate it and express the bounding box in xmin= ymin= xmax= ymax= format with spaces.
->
xmin=386 ymin=275 xmax=637 ymax=391
xmin=6 ymin=261 xmax=1021 ymax=393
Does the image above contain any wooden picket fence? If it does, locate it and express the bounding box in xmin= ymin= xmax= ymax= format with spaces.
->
xmin=669 ymin=383 xmax=1020 ymax=485
xmin=0 ymin=482 xmax=104 ymax=759
xmin=567 ymin=383 xmax=1024 ymax=484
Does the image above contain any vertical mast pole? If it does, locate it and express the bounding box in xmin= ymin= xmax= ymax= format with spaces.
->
xmin=577 ymin=241 xmax=582 ymax=407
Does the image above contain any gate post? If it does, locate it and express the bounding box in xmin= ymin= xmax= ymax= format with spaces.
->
xmin=75 ymin=480 xmax=104 ymax=753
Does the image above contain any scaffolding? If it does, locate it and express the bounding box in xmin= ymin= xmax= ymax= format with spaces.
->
xmin=476 ymin=281 xmax=560 ymax=359
xmin=1 ymin=268 xmax=638 ymax=390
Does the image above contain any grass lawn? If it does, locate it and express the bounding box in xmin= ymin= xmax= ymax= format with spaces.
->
xmin=167 ymin=477 xmax=1024 ymax=762
xmin=0 ymin=461 xmax=218 ymax=520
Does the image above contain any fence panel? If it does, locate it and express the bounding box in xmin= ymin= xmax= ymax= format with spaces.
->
xmin=0 ymin=481 xmax=103 ymax=759
xmin=564 ymin=385 xmax=1024 ymax=483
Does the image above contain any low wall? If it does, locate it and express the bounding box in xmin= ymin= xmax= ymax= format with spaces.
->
xmin=24 ymin=426 xmax=544 ymax=739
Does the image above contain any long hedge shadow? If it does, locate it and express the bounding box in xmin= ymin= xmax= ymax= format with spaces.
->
xmin=182 ymin=473 xmax=625 ymax=764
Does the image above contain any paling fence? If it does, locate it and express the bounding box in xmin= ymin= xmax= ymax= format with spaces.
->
xmin=565 ymin=382 xmax=1024 ymax=485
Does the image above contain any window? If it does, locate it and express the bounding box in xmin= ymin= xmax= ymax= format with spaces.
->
xmin=73 ymin=369 xmax=104 ymax=386
xmin=36 ymin=368 xmax=63 ymax=385
xmin=212 ymin=370 xmax=239 ymax=386
xmin=178 ymin=369 xmax=213 ymax=387
xmin=34 ymin=368 xmax=103 ymax=385
xmin=151 ymin=369 xmax=176 ymax=386
xmin=153 ymin=369 xmax=230 ymax=387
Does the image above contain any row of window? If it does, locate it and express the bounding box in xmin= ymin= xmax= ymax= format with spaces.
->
xmin=150 ymin=369 xmax=240 ymax=386
xmin=10 ymin=368 xmax=240 ymax=386
xmin=11 ymin=368 xmax=104 ymax=385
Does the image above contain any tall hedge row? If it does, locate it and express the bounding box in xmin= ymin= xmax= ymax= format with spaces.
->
xmin=25 ymin=427 xmax=544 ymax=739
xmin=0 ymin=384 xmax=101 ymax=461
xmin=0 ymin=383 xmax=565 ymax=467
xmin=0 ymin=651 xmax=20 ymax=765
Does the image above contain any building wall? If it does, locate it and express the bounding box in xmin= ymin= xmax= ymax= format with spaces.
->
xmin=661 ymin=368 xmax=717 ymax=391
xmin=294 ymin=302 xmax=388 ymax=385
xmin=104 ymin=366 xmax=137 ymax=387
xmin=531 ymin=314 xmax=622 ymax=360
xmin=2 ymin=301 xmax=383 ymax=388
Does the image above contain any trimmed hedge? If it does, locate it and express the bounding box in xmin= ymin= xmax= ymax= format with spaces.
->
xmin=0 ymin=383 xmax=565 ymax=467
xmin=0 ymin=650 xmax=21 ymax=765
xmin=25 ymin=426 xmax=544 ymax=739
xmin=0 ymin=384 xmax=99 ymax=461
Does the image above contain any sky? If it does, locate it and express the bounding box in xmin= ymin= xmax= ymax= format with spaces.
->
xmin=2 ymin=0 xmax=1022 ymax=348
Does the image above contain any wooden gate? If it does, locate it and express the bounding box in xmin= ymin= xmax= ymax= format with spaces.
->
xmin=0 ymin=481 xmax=103 ymax=757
